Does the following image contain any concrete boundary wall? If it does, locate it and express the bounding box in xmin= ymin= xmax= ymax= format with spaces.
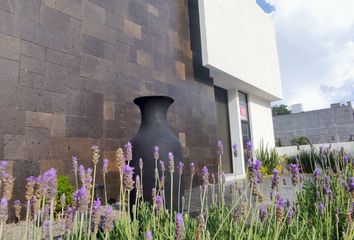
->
xmin=276 ymin=142 xmax=354 ymax=156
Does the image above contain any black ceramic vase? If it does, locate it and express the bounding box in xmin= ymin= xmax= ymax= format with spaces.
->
xmin=130 ymin=96 xmax=184 ymax=212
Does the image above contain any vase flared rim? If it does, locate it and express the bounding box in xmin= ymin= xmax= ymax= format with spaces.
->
xmin=134 ymin=96 xmax=174 ymax=105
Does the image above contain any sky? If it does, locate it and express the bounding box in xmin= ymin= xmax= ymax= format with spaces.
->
xmin=256 ymin=0 xmax=354 ymax=111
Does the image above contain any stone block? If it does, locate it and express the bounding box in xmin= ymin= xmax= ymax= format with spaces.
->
xmin=65 ymin=89 xmax=87 ymax=116
xmin=42 ymin=0 xmax=82 ymax=20
xmin=66 ymin=116 xmax=88 ymax=137
xmin=20 ymin=55 xmax=45 ymax=75
xmin=124 ymin=19 xmax=141 ymax=40
xmin=15 ymin=0 xmax=40 ymax=22
xmin=86 ymin=91 xmax=103 ymax=118
xmin=0 ymin=58 xmax=19 ymax=109
xmin=4 ymin=134 xmax=25 ymax=159
xmin=137 ymin=49 xmax=152 ymax=67
xmin=0 ymin=0 xmax=15 ymax=13
xmin=0 ymin=109 xmax=25 ymax=135
xmin=0 ymin=33 xmax=20 ymax=60
xmin=50 ymin=92 xmax=66 ymax=114
xmin=19 ymin=70 xmax=45 ymax=88
xmin=50 ymin=114 xmax=66 ymax=137
xmin=82 ymin=18 xmax=116 ymax=45
xmin=83 ymin=0 xmax=105 ymax=24
xmin=147 ymin=3 xmax=159 ymax=17
xmin=46 ymin=48 xmax=80 ymax=75
xmin=25 ymin=111 xmax=52 ymax=129
xmin=175 ymin=60 xmax=185 ymax=80
xmin=103 ymin=101 xmax=115 ymax=120
xmin=20 ymin=40 xmax=45 ymax=60
xmin=40 ymin=5 xmax=70 ymax=32
xmin=19 ymin=86 xmax=52 ymax=113
xmin=44 ymin=62 xmax=68 ymax=93
xmin=24 ymin=127 xmax=50 ymax=161
xmin=80 ymin=53 xmax=115 ymax=82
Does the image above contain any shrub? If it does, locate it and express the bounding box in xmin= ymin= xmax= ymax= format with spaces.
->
xmin=56 ymin=175 xmax=75 ymax=213
xmin=290 ymin=136 xmax=311 ymax=145
xmin=256 ymin=140 xmax=282 ymax=175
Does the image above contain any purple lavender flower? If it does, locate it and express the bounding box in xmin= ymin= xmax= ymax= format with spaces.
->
xmin=259 ymin=204 xmax=268 ymax=221
xmin=146 ymin=230 xmax=152 ymax=240
xmin=60 ymin=193 xmax=66 ymax=209
xmin=79 ymin=165 xmax=93 ymax=190
xmin=190 ymin=162 xmax=195 ymax=176
xmin=43 ymin=220 xmax=50 ymax=239
xmin=178 ymin=162 xmax=184 ymax=175
xmin=318 ymin=202 xmax=324 ymax=216
xmin=232 ymin=143 xmax=238 ymax=157
xmin=72 ymin=156 xmax=78 ymax=172
xmin=289 ymin=164 xmax=300 ymax=186
xmin=156 ymin=195 xmax=163 ymax=213
xmin=136 ymin=175 xmax=142 ymax=198
xmin=313 ymin=168 xmax=321 ymax=182
xmin=25 ymin=176 xmax=36 ymax=201
xmin=43 ymin=168 xmax=57 ymax=200
xmin=287 ymin=207 xmax=295 ymax=224
xmin=65 ymin=207 xmax=75 ymax=231
xmin=91 ymin=145 xmax=100 ymax=165
xmin=202 ymin=166 xmax=209 ymax=186
xmin=271 ymin=169 xmax=280 ymax=190
xmin=159 ymin=176 xmax=165 ymax=189
xmin=0 ymin=197 xmax=8 ymax=222
xmin=103 ymin=158 xmax=109 ymax=174
xmin=154 ymin=146 xmax=159 ymax=160
xmin=74 ymin=187 xmax=90 ymax=212
xmin=344 ymin=155 xmax=349 ymax=164
xmin=123 ymin=164 xmax=134 ymax=190
xmin=248 ymin=159 xmax=263 ymax=185
xmin=168 ymin=152 xmax=174 ymax=173
xmin=175 ymin=213 xmax=185 ymax=240
xmin=14 ymin=200 xmax=21 ymax=220
xmin=217 ymin=140 xmax=224 ymax=158
xmin=246 ymin=141 xmax=252 ymax=152
xmin=103 ymin=206 xmax=114 ymax=232
xmin=92 ymin=198 xmax=102 ymax=227
xmin=348 ymin=177 xmax=354 ymax=197
xmin=275 ymin=197 xmax=286 ymax=220
xmin=0 ymin=161 xmax=8 ymax=178
xmin=125 ymin=142 xmax=133 ymax=162
xmin=159 ymin=160 xmax=165 ymax=172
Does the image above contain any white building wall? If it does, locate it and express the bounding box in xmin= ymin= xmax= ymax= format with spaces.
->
xmin=248 ymin=95 xmax=276 ymax=150
xmin=199 ymin=0 xmax=282 ymax=101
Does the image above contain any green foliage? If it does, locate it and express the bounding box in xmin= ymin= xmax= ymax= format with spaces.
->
xmin=256 ymin=140 xmax=281 ymax=175
xmin=272 ymin=104 xmax=291 ymax=116
xmin=56 ymin=175 xmax=75 ymax=212
xmin=290 ymin=136 xmax=311 ymax=146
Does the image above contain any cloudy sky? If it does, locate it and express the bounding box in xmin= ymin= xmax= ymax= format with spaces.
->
xmin=257 ymin=0 xmax=354 ymax=111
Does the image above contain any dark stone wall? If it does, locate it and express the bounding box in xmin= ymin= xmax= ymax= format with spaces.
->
xmin=0 ymin=0 xmax=217 ymax=202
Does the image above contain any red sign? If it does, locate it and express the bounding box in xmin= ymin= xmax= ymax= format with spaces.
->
xmin=240 ymin=106 xmax=248 ymax=121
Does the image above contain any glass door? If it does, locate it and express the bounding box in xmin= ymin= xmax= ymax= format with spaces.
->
xmin=214 ymin=86 xmax=233 ymax=173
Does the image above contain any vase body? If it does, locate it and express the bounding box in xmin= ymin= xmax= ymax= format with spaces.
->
xmin=131 ymin=96 xmax=184 ymax=212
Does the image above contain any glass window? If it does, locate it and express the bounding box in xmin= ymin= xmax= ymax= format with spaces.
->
xmin=214 ymin=86 xmax=233 ymax=174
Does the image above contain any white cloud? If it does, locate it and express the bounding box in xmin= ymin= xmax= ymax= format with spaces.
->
xmin=267 ymin=0 xmax=354 ymax=110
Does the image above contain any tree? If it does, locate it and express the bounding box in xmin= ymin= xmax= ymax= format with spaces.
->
xmin=272 ymin=104 xmax=291 ymax=116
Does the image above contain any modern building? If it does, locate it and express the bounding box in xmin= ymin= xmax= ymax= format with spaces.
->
xmin=0 ymin=0 xmax=282 ymax=201
xmin=273 ymin=102 xmax=354 ymax=146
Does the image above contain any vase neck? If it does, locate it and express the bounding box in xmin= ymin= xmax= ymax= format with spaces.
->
xmin=135 ymin=97 xmax=173 ymax=130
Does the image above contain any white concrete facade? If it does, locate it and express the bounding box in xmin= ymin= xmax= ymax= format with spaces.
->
xmin=198 ymin=0 xmax=283 ymax=179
